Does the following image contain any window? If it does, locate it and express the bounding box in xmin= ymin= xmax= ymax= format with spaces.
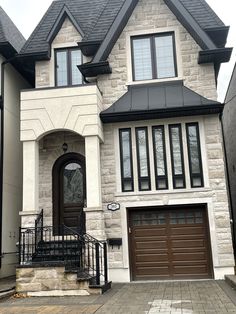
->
xmin=131 ymin=33 xmax=177 ymax=81
xmin=119 ymin=122 xmax=204 ymax=192
xmin=186 ymin=123 xmax=204 ymax=188
xmin=55 ymin=48 xmax=82 ymax=87
xmin=169 ymin=124 xmax=185 ymax=189
xmin=136 ymin=127 xmax=151 ymax=191
xmin=119 ymin=129 xmax=134 ymax=192
xmin=152 ymin=126 xmax=168 ymax=190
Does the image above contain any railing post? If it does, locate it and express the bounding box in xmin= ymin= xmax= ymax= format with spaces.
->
xmin=41 ymin=209 xmax=44 ymax=241
xmin=35 ymin=220 xmax=37 ymax=251
xmin=18 ymin=227 xmax=21 ymax=265
xmin=62 ymin=225 xmax=65 ymax=261
xmin=95 ymin=242 xmax=100 ymax=285
xmin=103 ymin=242 xmax=108 ymax=283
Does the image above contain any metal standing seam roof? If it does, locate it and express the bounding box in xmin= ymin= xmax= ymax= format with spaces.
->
xmin=19 ymin=0 xmax=227 ymax=57
xmin=0 ymin=6 xmax=26 ymax=53
xmin=100 ymin=81 xmax=223 ymax=123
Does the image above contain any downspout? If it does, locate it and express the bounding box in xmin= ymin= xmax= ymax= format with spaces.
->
xmin=220 ymin=111 xmax=236 ymax=258
xmin=0 ymin=55 xmax=17 ymax=267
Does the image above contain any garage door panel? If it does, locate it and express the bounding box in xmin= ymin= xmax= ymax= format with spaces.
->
xmin=170 ymin=226 xmax=205 ymax=235
xmin=172 ymin=252 xmax=207 ymax=261
xmin=171 ymin=239 xmax=206 ymax=248
xmin=134 ymin=228 xmax=167 ymax=237
xmin=129 ymin=207 xmax=212 ymax=280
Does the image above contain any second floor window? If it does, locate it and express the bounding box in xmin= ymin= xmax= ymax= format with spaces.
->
xmin=131 ymin=32 xmax=177 ymax=81
xmin=55 ymin=48 xmax=82 ymax=87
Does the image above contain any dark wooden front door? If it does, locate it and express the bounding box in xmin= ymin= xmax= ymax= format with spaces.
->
xmin=53 ymin=153 xmax=86 ymax=234
xmin=129 ymin=206 xmax=212 ymax=280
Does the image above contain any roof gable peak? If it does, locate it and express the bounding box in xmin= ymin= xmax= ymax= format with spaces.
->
xmin=47 ymin=4 xmax=84 ymax=44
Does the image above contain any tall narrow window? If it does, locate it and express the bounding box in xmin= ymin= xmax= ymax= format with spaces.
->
xmin=119 ymin=129 xmax=134 ymax=192
xmin=169 ymin=124 xmax=185 ymax=189
xmin=186 ymin=123 xmax=204 ymax=187
xmin=131 ymin=32 xmax=177 ymax=81
xmin=55 ymin=48 xmax=82 ymax=87
xmin=152 ymin=126 xmax=168 ymax=190
xmin=136 ymin=127 xmax=151 ymax=191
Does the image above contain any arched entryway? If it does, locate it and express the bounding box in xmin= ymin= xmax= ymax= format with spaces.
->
xmin=52 ymin=152 xmax=86 ymax=234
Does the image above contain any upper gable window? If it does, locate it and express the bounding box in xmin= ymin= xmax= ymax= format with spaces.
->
xmin=55 ymin=48 xmax=82 ymax=87
xmin=131 ymin=33 xmax=177 ymax=81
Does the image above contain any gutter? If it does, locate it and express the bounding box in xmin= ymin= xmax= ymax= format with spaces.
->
xmin=220 ymin=112 xmax=236 ymax=257
xmin=0 ymin=55 xmax=17 ymax=267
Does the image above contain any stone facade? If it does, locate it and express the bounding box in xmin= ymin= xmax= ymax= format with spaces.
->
xmin=39 ymin=131 xmax=85 ymax=226
xmin=19 ymin=0 xmax=234 ymax=283
xmin=16 ymin=267 xmax=102 ymax=296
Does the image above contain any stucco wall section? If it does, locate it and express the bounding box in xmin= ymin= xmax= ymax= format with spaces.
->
xmin=35 ymin=17 xmax=82 ymax=88
xmin=100 ymin=116 xmax=234 ymax=270
xmin=38 ymin=132 xmax=85 ymax=226
xmin=97 ymin=0 xmax=217 ymax=110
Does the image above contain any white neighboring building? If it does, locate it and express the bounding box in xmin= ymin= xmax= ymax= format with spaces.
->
xmin=0 ymin=7 xmax=31 ymax=278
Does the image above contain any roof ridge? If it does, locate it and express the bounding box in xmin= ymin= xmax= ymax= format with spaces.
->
xmin=84 ymin=0 xmax=109 ymax=41
xmin=20 ymin=1 xmax=59 ymax=53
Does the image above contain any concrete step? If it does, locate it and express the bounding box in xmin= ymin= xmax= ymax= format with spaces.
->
xmin=225 ymin=275 xmax=236 ymax=290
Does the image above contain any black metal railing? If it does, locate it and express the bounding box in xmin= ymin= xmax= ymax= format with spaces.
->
xmin=19 ymin=212 xmax=108 ymax=286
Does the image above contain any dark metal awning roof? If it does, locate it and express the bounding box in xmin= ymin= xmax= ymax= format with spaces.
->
xmin=100 ymin=80 xmax=223 ymax=123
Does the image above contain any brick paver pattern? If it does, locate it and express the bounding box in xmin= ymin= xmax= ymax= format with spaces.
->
xmin=0 ymin=281 xmax=235 ymax=313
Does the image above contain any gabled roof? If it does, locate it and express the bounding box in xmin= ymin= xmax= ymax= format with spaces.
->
xmin=100 ymin=81 xmax=223 ymax=123
xmin=0 ymin=7 xmax=25 ymax=56
xmin=19 ymin=0 xmax=231 ymax=79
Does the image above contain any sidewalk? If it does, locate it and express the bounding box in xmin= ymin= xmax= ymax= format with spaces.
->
xmin=0 ymin=281 xmax=235 ymax=313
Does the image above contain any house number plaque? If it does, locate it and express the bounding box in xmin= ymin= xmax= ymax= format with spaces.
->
xmin=107 ymin=202 xmax=120 ymax=211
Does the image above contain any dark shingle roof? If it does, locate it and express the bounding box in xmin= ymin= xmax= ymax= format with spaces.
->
xmin=100 ymin=81 xmax=223 ymax=123
xmin=179 ymin=0 xmax=224 ymax=29
xmin=0 ymin=6 xmax=25 ymax=53
xmin=20 ymin=0 xmax=227 ymax=58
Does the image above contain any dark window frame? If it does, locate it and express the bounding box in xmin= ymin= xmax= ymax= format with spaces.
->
xmin=152 ymin=125 xmax=168 ymax=190
xmin=119 ymin=128 xmax=134 ymax=192
xmin=135 ymin=127 xmax=151 ymax=191
xmin=131 ymin=32 xmax=178 ymax=81
xmin=55 ymin=47 xmax=83 ymax=87
xmin=169 ymin=124 xmax=186 ymax=189
xmin=186 ymin=122 xmax=204 ymax=188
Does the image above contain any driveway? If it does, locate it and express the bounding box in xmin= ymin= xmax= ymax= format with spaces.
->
xmin=0 ymin=280 xmax=236 ymax=313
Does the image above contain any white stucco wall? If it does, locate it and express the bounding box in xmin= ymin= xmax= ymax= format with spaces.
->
xmin=0 ymin=55 xmax=30 ymax=278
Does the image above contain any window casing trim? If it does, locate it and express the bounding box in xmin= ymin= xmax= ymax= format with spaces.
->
xmin=186 ymin=122 xmax=204 ymax=188
xmin=131 ymin=32 xmax=178 ymax=82
xmin=119 ymin=128 xmax=134 ymax=192
xmin=135 ymin=127 xmax=151 ymax=191
xmin=55 ymin=47 xmax=83 ymax=87
xmin=169 ymin=124 xmax=186 ymax=189
xmin=152 ymin=125 xmax=168 ymax=190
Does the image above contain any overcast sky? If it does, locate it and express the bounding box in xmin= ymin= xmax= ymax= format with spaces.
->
xmin=0 ymin=0 xmax=235 ymax=102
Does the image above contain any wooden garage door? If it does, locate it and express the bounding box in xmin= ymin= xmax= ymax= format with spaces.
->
xmin=129 ymin=207 xmax=212 ymax=280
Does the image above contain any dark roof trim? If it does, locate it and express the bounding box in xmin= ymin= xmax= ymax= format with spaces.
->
xmin=92 ymin=0 xmax=138 ymax=63
xmin=77 ymin=40 xmax=101 ymax=57
xmin=198 ymin=48 xmax=232 ymax=64
xmin=100 ymin=104 xmax=224 ymax=123
xmin=79 ymin=61 xmax=112 ymax=77
xmin=17 ymin=50 xmax=50 ymax=61
xmin=0 ymin=41 xmax=17 ymax=59
xmin=163 ymin=0 xmax=216 ymax=50
xmin=205 ymin=26 xmax=229 ymax=48
xmin=46 ymin=5 xmax=84 ymax=44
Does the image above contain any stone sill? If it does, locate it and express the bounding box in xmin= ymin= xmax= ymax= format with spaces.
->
xmin=115 ymin=188 xmax=212 ymax=197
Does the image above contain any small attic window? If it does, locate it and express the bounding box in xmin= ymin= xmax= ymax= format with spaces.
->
xmin=131 ymin=32 xmax=177 ymax=81
xmin=55 ymin=48 xmax=82 ymax=87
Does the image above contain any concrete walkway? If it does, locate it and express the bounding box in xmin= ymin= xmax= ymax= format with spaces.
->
xmin=0 ymin=280 xmax=236 ymax=313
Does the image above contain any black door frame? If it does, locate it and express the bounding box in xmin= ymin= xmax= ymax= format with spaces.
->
xmin=52 ymin=152 xmax=86 ymax=233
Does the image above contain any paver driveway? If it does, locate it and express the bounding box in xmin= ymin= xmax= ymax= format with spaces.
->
xmin=0 ymin=280 xmax=236 ymax=314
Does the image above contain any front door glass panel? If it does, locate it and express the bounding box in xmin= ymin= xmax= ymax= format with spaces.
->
xmin=63 ymin=162 xmax=83 ymax=204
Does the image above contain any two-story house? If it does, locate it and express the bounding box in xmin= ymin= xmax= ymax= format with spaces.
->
xmin=16 ymin=0 xmax=235 ymax=296
xmin=0 ymin=7 xmax=30 ymax=278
